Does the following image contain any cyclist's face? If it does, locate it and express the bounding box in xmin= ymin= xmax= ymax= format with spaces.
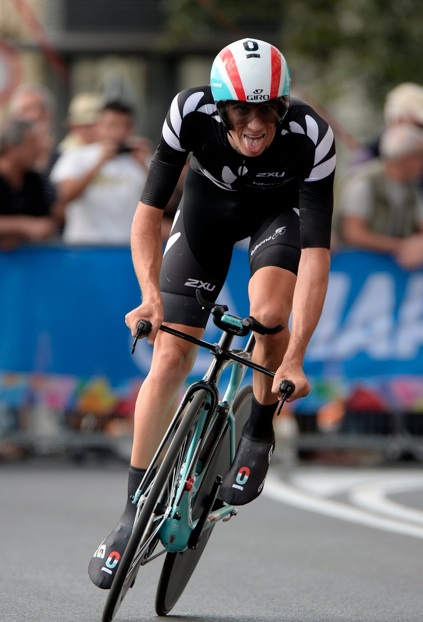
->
xmin=225 ymin=101 xmax=279 ymax=157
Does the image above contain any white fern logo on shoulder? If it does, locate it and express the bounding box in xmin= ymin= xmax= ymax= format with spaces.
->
xmin=289 ymin=114 xmax=336 ymax=182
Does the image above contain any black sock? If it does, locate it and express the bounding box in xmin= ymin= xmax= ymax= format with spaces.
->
xmin=242 ymin=396 xmax=278 ymax=443
xmin=119 ymin=465 xmax=146 ymax=526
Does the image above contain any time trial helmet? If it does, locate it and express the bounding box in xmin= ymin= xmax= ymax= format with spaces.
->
xmin=210 ymin=38 xmax=291 ymax=128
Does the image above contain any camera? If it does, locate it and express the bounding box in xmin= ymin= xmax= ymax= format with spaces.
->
xmin=116 ymin=143 xmax=134 ymax=155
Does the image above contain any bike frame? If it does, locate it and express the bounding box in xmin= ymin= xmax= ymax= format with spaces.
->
xmin=132 ymin=318 xmax=275 ymax=556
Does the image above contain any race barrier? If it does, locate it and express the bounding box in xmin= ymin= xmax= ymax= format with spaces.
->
xmin=1 ymin=244 xmax=422 ymax=460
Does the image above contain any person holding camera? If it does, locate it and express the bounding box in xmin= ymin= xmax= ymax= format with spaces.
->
xmin=50 ymin=99 xmax=152 ymax=245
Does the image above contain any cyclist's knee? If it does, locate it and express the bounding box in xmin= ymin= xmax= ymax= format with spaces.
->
xmin=150 ymin=340 xmax=197 ymax=383
xmin=249 ymin=304 xmax=291 ymax=361
xmin=249 ymin=303 xmax=290 ymax=331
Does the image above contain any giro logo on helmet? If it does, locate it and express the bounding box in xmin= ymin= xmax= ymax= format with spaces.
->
xmin=248 ymin=88 xmax=269 ymax=101
xmin=247 ymin=94 xmax=270 ymax=101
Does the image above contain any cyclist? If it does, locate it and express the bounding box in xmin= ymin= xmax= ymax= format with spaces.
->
xmin=89 ymin=38 xmax=335 ymax=589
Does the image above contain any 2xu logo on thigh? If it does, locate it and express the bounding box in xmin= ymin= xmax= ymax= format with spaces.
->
xmin=93 ymin=543 xmax=121 ymax=576
xmin=185 ymin=278 xmax=216 ymax=291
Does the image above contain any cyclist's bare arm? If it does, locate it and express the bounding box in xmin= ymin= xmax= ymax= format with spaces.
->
xmin=125 ymin=201 xmax=165 ymax=343
xmin=272 ymin=247 xmax=330 ymax=400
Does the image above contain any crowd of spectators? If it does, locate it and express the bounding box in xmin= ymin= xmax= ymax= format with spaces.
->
xmin=0 ymin=84 xmax=180 ymax=251
xmin=1 ymin=80 xmax=423 ymax=261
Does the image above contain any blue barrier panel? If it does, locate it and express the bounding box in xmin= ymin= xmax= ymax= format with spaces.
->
xmin=0 ymin=245 xmax=141 ymax=380
xmin=307 ymin=249 xmax=423 ymax=378
xmin=0 ymin=244 xmax=250 ymax=380
xmin=0 ymin=245 xmax=422 ymax=419
xmin=300 ymin=250 xmax=423 ymax=414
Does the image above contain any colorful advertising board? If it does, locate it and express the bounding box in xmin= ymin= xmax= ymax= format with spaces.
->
xmin=1 ymin=245 xmax=422 ymax=426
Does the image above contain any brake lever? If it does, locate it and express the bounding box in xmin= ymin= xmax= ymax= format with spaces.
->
xmin=131 ymin=320 xmax=152 ymax=354
xmin=276 ymin=379 xmax=296 ymax=415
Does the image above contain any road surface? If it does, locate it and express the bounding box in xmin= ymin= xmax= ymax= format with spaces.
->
xmin=3 ymin=457 xmax=423 ymax=622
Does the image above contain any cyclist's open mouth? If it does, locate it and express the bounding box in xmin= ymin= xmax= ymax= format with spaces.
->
xmin=242 ymin=133 xmax=266 ymax=154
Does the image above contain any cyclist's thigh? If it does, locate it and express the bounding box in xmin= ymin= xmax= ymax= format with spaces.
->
xmin=249 ymin=206 xmax=301 ymax=277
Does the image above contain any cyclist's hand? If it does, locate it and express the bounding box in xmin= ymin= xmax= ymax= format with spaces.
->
xmin=125 ymin=301 xmax=163 ymax=345
xmin=272 ymin=364 xmax=310 ymax=402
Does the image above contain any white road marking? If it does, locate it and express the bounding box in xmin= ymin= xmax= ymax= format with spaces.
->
xmin=264 ymin=471 xmax=423 ymax=540
xmin=351 ymin=478 xmax=423 ymax=526
xmin=289 ymin=470 xmax=390 ymax=496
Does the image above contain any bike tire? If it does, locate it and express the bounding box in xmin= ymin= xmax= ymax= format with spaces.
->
xmin=102 ymin=389 xmax=210 ymax=622
xmin=155 ymin=384 xmax=253 ymax=617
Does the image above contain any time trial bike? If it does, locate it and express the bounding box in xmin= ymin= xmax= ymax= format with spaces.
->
xmin=102 ymin=290 xmax=294 ymax=621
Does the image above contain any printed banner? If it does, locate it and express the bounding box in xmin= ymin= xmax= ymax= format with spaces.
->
xmin=0 ymin=245 xmax=422 ymax=416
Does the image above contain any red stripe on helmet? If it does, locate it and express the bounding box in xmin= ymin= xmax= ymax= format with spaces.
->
xmin=270 ymin=46 xmax=282 ymax=99
xmin=220 ymin=48 xmax=246 ymax=101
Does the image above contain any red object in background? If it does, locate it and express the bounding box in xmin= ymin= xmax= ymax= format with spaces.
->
xmin=11 ymin=0 xmax=69 ymax=82
xmin=346 ymin=386 xmax=387 ymax=412
xmin=0 ymin=41 xmax=22 ymax=104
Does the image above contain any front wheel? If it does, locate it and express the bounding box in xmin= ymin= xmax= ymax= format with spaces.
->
xmin=102 ymin=390 xmax=211 ymax=622
xmin=155 ymin=385 xmax=253 ymax=616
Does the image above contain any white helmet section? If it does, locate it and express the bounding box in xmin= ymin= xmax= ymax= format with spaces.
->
xmin=210 ymin=38 xmax=290 ymax=103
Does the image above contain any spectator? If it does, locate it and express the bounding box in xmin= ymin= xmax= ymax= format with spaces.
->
xmin=385 ymin=82 xmax=423 ymax=127
xmin=353 ymin=82 xmax=423 ymax=165
xmin=50 ymin=100 xmax=152 ymax=244
xmin=8 ymin=83 xmax=59 ymax=176
xmin=338 ymin=124 xmax=423 ymax=270
xmin=0 ymin=118 xmax=58 ymax=251
xmin=58 ymin=92 xmax=103 ymax=153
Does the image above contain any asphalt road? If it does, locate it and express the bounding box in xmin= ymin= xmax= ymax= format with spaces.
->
xmin=3 ymin=456 xmax=423 ymax=622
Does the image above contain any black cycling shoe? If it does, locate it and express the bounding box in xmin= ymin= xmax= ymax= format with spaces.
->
xmin=219 ymin=434 xmax=275 ymax=506
xmin=88 ymin=522 xmax=133 ymax=589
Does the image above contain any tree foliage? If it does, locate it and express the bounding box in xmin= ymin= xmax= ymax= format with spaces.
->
xmin=163 ymin=0 xmax=423 ymax=107
xmin=161 ymin=0 xmax=282 ymax=47
xmin=283 ymin=0 xmax=423 ymax=105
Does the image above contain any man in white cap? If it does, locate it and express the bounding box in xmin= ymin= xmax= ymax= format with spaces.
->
xmin=339 ymin=123 xmax=423 ymax=269
xmin=59 ymin=92 xmax=103 ymax=153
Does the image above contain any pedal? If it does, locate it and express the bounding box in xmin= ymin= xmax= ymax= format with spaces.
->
xmin=223 ymin=509 xmax=238 ymax=522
